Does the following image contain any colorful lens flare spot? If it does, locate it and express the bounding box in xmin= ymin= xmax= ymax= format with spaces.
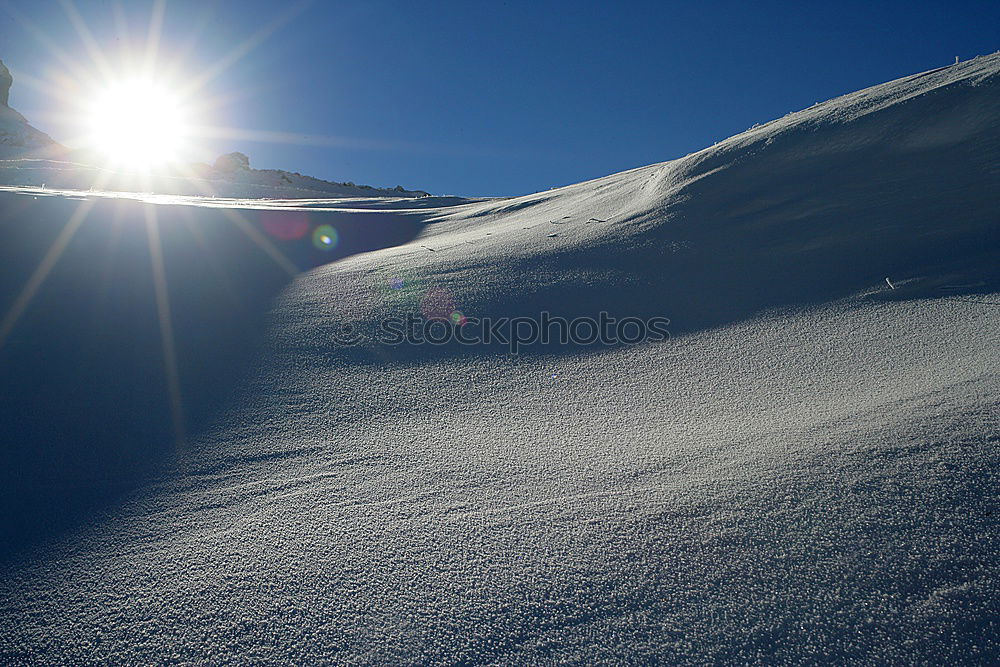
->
xmin=262 ymin=212 xmax=310 ymax=240
xmin=377 ymin=271 xmax=427 ymax=310
xmin=312 ymin=224 xmax=339 ymax=251
xmin=450 ymin=311 xmax=467 ymax=326
xmin=421 ymin=287 xmax=456 ymax=321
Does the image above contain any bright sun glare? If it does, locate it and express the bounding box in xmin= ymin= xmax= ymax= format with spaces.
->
xmin=88 ymin=79 xmax=189 ymax=168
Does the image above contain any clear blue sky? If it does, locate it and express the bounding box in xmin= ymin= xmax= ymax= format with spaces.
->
xmin=2 ymin=0 xmax=999 ymax=196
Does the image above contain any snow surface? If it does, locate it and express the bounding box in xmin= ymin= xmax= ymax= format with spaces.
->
xmin=1 ymin=54 xmax=999 ymax=663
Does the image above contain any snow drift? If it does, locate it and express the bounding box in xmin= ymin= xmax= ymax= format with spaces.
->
xmin=0 ymin=55 xmax=999 ymax=663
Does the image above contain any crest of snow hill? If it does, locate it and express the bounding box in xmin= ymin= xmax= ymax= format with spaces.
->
xmin=0 ymin=60 xmax=429 ymax=198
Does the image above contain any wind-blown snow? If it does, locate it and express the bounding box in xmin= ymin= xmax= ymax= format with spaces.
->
xmin=1 ymin=54 xmax=999 ymax=663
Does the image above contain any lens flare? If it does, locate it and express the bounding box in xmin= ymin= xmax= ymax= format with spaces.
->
xmin=312 ymin=224 xmax=339 ymax=251
xmin=379 ymin=272 xmax=427 ymax=310
xmin=263 ymin=211 xmax=310 ymax=240
xmin=421 ymin=287 xmax=456 ymax=321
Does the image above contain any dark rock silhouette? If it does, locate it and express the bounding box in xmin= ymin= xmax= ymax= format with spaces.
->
xmin=0 ymin=60 xmax=11 ymax=107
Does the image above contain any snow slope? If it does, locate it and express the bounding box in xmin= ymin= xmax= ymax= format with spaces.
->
xmin=0 ymin=105 xmax=62 ymax=159
xmin=1 ymin=54 xmax=999 ymax=663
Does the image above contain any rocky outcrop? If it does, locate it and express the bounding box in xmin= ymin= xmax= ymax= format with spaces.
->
xmin=0 ymin=60 xmax=11 ymax=107
xmin=0 ymin=60 xmax=63 ymax=158
xmin=214 ymin=151 xmax=251 ymax=173
xmin=205 ymin=151 xmax=431 ymax=198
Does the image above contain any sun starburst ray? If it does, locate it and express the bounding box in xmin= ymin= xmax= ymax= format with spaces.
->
xmin=141 ymin=0 xmax=167 ymax=79
xmin=0 ymin=199 xmax=94 ymax=349
xmin=224 ymin=209 xmax=301 ymax=276
xmin=144 ymin=206 xmax=186 ymax=448
xmin=59 ymin=0 xmax=116 ymax=83
xmin=176 ymin=0 xmax=311 ymax=101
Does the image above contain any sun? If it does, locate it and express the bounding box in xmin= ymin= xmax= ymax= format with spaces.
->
xmin=87 ymin=79 xmax=190 ymax=168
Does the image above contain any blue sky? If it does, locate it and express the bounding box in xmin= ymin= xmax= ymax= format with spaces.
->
xmin=2 ymin=0 xmax=999 ymax=196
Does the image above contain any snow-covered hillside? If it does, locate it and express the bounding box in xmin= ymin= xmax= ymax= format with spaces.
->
xmin=0 ymin=54 xmax=998 ymax=663
xmin=0 ymin=62 xmax=435 ymax=199
xmin=195 ymin=151 xmax=434 ymax=199
xmin=0 ymin=103 xmax=63 ymax=160
xmin=0 ymin=154 xmax=441 ymax=201
xmin=0 ymin=59 xmax=63 ymax=159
